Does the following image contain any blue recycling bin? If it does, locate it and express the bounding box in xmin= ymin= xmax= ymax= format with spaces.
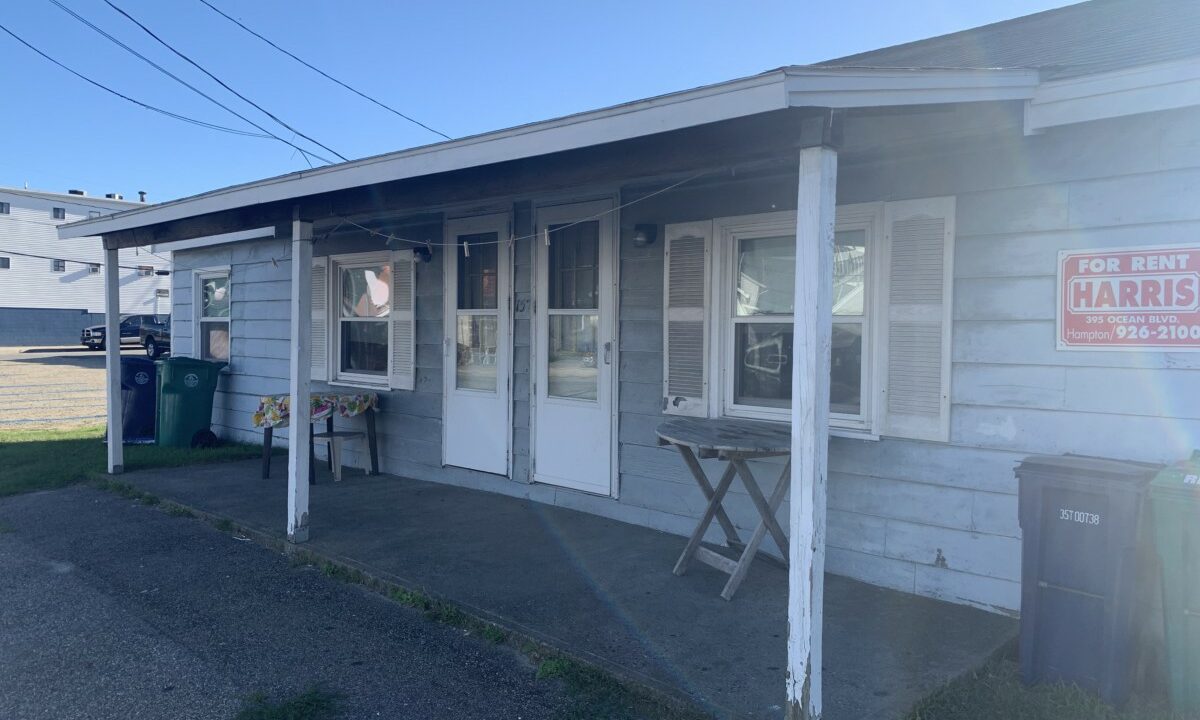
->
xmin=1016 ymin=455 xmax=1160 ymax=704
xmin=118 ymin=356 xmax=158 ymax=443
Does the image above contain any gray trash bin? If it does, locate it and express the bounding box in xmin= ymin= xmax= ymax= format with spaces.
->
xmin=1016 ymin=455 xmax=1160 ymax=704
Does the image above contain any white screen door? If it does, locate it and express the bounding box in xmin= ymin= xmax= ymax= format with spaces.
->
xmin=443 ymin=214 xmax=511 ymax=475
xmin=533 ymin=200 xmax=615 ymax=495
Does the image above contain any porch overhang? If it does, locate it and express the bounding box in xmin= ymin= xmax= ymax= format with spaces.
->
xmin=58 ymin=66 xmax=1038 ymax=248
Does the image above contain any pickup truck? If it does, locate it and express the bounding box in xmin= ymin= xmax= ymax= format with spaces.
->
xmin=81 ymin=314 xmax=170 ymax=357
xmin=140 ymin=315 xmax=171 ymax=359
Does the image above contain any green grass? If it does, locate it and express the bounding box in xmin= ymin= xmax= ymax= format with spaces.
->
xmin=235 ymin=687 xmax=343 ymax=720
xmin=906 ymin=647 xmax=1192 ymax=720
xmin=533 ymin=655 xmax=708 ymax=720
xmin=0 ymin=425 xmax=267 ymax=497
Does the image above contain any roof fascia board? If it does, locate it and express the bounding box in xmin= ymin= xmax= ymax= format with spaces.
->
xmin=786 ymin=67 xmax=1040 ymax=108
xmin=1025 ymin=56 xmax=1200 ymax=134
xmin=58 ymin=66 xmax=1043 ymax=242
xmin=149 ymin=225 xmax=276 ymax=254
xmin=59 ymin=72 xmax=791 ymax=240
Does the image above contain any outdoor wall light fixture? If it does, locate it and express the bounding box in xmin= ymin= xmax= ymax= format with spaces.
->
xmin=632 ymin=224 xmax=658 ymax=247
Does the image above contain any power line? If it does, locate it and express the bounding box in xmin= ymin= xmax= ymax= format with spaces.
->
xmin=0 ymin=247 xmax=162 ymax=272
xmin=0 ymin=21 xmax=274 ymax=141
xmin=102 ymin=0 xmax=349 ymax=163
xmin=47 ymin=0 xmax=332 ymax=166
xmin=196 ymin=0 xmax=451 ymax=141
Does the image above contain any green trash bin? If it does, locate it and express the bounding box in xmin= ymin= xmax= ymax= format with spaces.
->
xmin=1148 ymin=450 xmax=1200 ymax=714
xmin=155 ymin=357 xmax=226 ymax=448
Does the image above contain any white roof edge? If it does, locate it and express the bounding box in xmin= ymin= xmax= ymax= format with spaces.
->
xmin=59 ymin=65 xmax=1039 ymax=241
xmin=1 ymin=186 xmax=143 ymax=208
xmin=1025 ymin=56 xmax=1200 ymax=134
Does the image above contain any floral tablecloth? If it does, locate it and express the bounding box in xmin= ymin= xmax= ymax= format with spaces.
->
xmin=252 ymin=393 xmax=378 ymax=429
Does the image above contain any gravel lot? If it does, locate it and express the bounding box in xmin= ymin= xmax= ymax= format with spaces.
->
xmin=0 ymin=346 xmax=139 ymax=429
xmin=0 ymin=487 xmax=573 ymax=719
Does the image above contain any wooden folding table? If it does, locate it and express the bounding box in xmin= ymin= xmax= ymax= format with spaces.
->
xmin=656 ymin=417 xmax=791 ymax=600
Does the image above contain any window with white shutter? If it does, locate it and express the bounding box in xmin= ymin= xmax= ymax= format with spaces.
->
xmin=311 ymin=257 xmax=329 ymax=381
xmin=390 ymin=249 xmax=416 ymax=391
xmin=698 ymin=199 xmax=953 ymax=440
xmin=878 ymin=197 xmax=955 ymax=442
xmin=662 ymin=221 xmax=711 ymax=416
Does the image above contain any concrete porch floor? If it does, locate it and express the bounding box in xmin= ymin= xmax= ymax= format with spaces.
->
xmin=121 ymin=460 xmax=1015 ymax=719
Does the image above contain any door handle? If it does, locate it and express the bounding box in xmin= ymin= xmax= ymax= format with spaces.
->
xmin=603 ymin=341 xmax=612 ymax=365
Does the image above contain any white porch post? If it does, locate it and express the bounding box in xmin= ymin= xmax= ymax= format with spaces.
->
xmin=103 ymin=244 xmax=124 ymax=474
xmin=287 ymin=213 xmax=314 ymax=543
xmin=786 ymin=142 xmax=837 ymax=719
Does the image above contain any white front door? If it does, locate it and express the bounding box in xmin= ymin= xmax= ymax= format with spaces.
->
xmin=532 ymin=200 xmax=616 ymax=495
xmin=443 ymin=213 xmax=511 ymax=476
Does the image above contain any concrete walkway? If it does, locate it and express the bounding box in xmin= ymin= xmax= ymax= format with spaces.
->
xmin=122 ymin=459 xmax=1016 ymax=719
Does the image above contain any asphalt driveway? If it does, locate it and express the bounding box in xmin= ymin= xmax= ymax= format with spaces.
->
xmin=0 ymin=487 xmax=573 ymax=719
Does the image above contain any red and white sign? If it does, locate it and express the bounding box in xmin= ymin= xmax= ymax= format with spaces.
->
xmin=1058 ymin=244 xmax=1200 ymax=351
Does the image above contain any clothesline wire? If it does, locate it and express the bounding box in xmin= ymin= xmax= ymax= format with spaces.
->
xmin=125 ymin=170 xmax=711 ymax=273
xmin=329 ymin=170 xmax=712 ymax=250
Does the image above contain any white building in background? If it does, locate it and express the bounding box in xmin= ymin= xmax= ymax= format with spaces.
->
xmin=0 ymin=187 xmax=170 ymax=344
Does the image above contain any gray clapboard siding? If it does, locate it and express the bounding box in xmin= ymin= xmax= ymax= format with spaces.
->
xmin=952 ymin=405 xmax=1200 ymax=463
xmin=884 ymin=518 xmax=1021 ymax=582
xmin=914 ymin=564 xmax=1020 ymax=615
xmin=825 ymin=546 xmax=916 ymax=595
xmin=952 ymin=365 xmax=1067 ymax=409
xmin=828 ymin=472 xmax=975 ymax=533
xmin=971 ymin=492 xmax=1020 ymax=536
xmin=955 ymin=221 xmax=1200 ymax=279
xmin=954 ymin=277 xmax=1056 ymax=321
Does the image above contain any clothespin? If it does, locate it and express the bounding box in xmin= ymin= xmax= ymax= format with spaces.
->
xmin=426 ymin=239 xmax=434 ymax=256
xmin=543 ymin=227 xmax=550 ymax=246
xmin=271 ymin=257 xmax=278 ymax=268
xmin=463 ymin=241 xmax=470 ymax=257
xmin=507 ymin=233 xmax=514 ymax=250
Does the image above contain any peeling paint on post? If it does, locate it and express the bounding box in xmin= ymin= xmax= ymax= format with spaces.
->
xmin=786 ymin=143 xmax=836 ymax=720
xmin=287 ymin=212 xmax=313 ymax=544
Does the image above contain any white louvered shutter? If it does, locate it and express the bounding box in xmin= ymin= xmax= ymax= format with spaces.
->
xmin=390 ymin=249 xmax=415 ymax=391
xmin=662 ymin=221 xmax=711 ymax=416
xmin=311 ymin=257 xmax=329 ymax=381
xmin=879 ymin=197 xmax=955 ymax=442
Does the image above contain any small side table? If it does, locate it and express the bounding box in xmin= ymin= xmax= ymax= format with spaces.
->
xmin=656 ymin=416 xmax=792 ymax=600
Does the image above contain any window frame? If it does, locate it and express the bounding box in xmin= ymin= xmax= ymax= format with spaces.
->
xmin=0 ymin=257 xmax=10 ymax=269
xmin=50 ymin=259 xmax=66 ymax=273
xmin=710 ymin=204 xmax=884 ymax=434
xmin=51 ymin=207 xmax=66 ymax=220
xmin=137 ymin=265 xmax=154 ymax=277
xmin=0 ymin=202 xmax=10 ymax=214
xmin=194 ymin=268 xmax=231 ymax=364
xmin=88 ymin=263 xmax=100 ymax=274
xmin=329 ymin=251 xmax=393 ymax=389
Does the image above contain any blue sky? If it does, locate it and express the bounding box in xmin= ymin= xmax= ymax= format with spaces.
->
xmin=1 ymin=0 xmax=1077 ymax=201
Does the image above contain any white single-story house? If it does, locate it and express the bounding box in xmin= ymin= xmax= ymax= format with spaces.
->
xmin=60 ymin=0 xmax=1200 ymax=715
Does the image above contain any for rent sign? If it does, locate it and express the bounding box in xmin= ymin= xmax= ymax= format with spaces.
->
xmin=1058 ymin=244 xmax=1200 ymax=351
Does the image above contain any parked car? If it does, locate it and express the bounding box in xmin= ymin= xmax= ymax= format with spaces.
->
xmin=140 ymin=315 xmax=171 ymax=358
xmin=81 ymin=314 xmax=165 ymax=352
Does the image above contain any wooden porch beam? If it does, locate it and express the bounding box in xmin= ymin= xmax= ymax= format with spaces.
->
xmin=103 ymin=245 xmax=124 ymax=474
xmin=287 ymin=210 xmax=314 ymax=543
xmin=786 ymin=141 xmax=837 ymax=720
